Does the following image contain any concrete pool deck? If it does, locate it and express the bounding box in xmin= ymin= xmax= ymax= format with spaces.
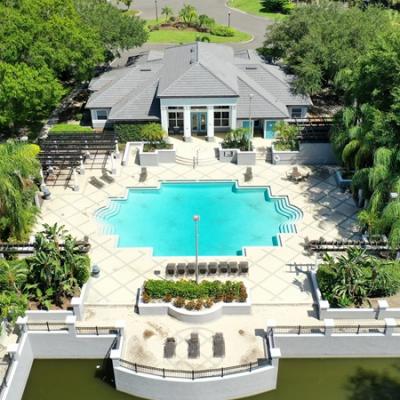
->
xmin=35 ymin=142 xmax=360 ymax=367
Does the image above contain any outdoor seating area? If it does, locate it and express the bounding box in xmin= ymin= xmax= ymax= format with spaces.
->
xmin=163 ymin=333 xmax=225 ymax=360
xmin=165 ymin=261 xmax=249 ymax=277
xmin=286 ymin=166 xmax=310 ymax=183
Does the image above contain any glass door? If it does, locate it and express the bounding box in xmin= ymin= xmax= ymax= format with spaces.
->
xmin=264 ymin=120 xmax=276 ymax=139
xmin=191 ymin=112 xmax=207 ymax=134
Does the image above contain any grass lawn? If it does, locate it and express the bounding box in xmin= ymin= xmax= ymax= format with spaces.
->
xmin=146 ymin=21 xmax=252 ymax=44
xmin=49 ymin=124 xmax=93 ymax=134
xmin=228 ymin=0 xmax=287 ymax=21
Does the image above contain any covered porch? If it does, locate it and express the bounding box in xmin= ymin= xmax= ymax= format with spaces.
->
xmin=160 ymin=102 xmax=237 ymax=142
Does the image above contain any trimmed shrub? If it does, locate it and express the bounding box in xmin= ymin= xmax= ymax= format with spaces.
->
xmin=143 ymin=279 xmax=247 ymax=303
xmin=210 ymin=25 xmax=235 ymax=37
xmin=49 ymin=124 xmax=93 ymax=133
xmin=222 ymin=128 xmax=252 ymax=151
xmin=261 ymin=0 xmax=294 ymax=14
xmin=115 ymin=123 xmax=165 ymax=143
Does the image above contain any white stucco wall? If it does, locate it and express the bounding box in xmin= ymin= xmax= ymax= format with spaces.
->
xmin=113 ymin=363 xmax=279 ymax=400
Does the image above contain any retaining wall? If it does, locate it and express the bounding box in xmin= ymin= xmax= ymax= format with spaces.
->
xmin=272 ymin=143 xmax=337 ymax=165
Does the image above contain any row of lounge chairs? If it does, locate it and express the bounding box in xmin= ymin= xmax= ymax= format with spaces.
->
xmin=166 ymin=261 xmax=249 ymax=277
xmin=164 ymin=333 xmax=225 ymax=359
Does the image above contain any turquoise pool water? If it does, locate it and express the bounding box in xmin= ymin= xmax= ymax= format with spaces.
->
xmin=97 ymin=181 xmax=301 ymax=256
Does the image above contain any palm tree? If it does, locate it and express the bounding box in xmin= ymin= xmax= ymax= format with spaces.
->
xmin=0 ymin=142 xmax=40 ymax=240
xmin=179 ymin=4 xmax=198 ymax=25
xmin=0 ymin=259 xmax=28 ymax=293
xmin=161 ymin=6 xmax=173 ymax=22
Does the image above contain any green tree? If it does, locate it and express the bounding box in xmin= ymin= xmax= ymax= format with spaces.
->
xmin=260 ymin=2 xmax=391 ymax=95
xmin=74 ymin=0 xmax=148 ymax=59
xmin=161 ymin=6 xmax=173 ymax=22
xmin=197 ymin=14 xmax=215 ymax=30
xmin=179 ymin=4 xmax=198 ymax=25
xmin=0 ymin=62 xmax=64 ymax=132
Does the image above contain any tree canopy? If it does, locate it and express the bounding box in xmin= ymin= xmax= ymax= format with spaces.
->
xmin=0 ymin=0 xmax=147 ymax=134
xmin=260 ymin=2 xmax=393 ymax=96
xmin=331 ymin=29 xmax=400 ymax=248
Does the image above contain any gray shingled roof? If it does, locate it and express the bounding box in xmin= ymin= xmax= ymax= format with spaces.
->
xmin=86 ymin=43 xmax=312 ymax=120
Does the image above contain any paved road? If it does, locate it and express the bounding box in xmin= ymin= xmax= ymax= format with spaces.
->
xmin=113 ymin=0 xmax=272 ymax=66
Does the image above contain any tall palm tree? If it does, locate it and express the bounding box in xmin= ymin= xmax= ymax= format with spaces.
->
xmin=161 ymin=6 xmax=173 ymax=22
xmin=0 ymin=142 xmax=40 ymax=240
xmin=179 ymin=4 xmax=197 ymax=25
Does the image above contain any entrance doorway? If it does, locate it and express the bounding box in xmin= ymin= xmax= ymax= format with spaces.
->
xmin=191 ymin=112 xmax=207 ymax=134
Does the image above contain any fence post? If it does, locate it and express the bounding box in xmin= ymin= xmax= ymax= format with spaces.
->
xmin=324 ymin=319 xmax=334 ymax=336
xmin=221 ymin=367 xmax=224 ymax=377
xmin=384 ymin=318 xmax=396 ymax=336
xmin=66 ymin=315 xmax=77 ymax=336
xmin=163 ymin=368 xmax=165 ymax=378
xmin=377 ymin=300 xmax=389 ymax=320
xmin=16 ymin=316 xmax=28 ymax=334
xmin=192 ymin=370 xmax=194 ymax=380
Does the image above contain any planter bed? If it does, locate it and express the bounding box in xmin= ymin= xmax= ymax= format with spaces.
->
xmin=310 ymin=270 xmax=400 ymax=320
xmin=218 ymin=147 xmax=256 ymax=165
xmin=138 ymin=143 xmax=176 ymax=166
xmin=137 ymin=287 xmax=251 ymax=322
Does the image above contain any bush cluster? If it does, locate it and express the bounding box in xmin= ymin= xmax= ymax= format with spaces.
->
xmin=115 ymin=122 xmax=165 ymax=143
xmin=273 ymin=122 xmax=299 ymax=151
xmin=222 ymin=128 xmax=252 ymax=151
xmin=210 ymin=25 xmax=235 ymax=37
xmin=0 ymin=223 xmax=91 ymax=321
xmin=143 ymin=279 xmax=248 ymax=310
xmin=317 ymin=248 xmax=400 ymax=308
xmin=261 ymin=0 xmax=295 ymax=14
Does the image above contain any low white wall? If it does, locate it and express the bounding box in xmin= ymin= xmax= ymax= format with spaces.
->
xmin=272 ymin=143 xmax=337 ymax=165
xmin=1 ymin=317 xmax=122 ymax=400
xmin=2 ymin=335 xmax=34 ymax=400
xmin=25 ymin=310 xmax=73 ymax=322
xmin=138 ymin=148 xmax=176 ymax=166
xmin=218 ymin=147 xmax=256 ymax=165
xmin=113 ymin=362 xmax=278 ymax=400
xmin=71 ymin=281 xmax=91 ymax=321
xmin=274 ymin=329 xmax=400 ymax=358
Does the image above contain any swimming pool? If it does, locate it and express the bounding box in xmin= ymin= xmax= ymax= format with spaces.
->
xmin=96 ymin=181 xmax=302 ymax=256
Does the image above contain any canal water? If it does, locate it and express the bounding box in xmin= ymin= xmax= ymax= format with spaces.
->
xmin=22 ymin=358 xmax=400 ymax=400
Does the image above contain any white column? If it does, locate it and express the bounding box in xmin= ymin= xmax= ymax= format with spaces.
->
xmin=161 ymin=106 xmax=168 ymax=133
xmin=207 ymin=105 xmax=214 ymax=141
xmin=230 ymin=105 xmax=237 ymax=130
xmin=183 ymin=106 xmax=192 ymax=141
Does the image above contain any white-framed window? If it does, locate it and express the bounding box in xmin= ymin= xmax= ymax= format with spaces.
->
xmin=291 ymin=108 xmax=303 ymax=118
xmin=168 ymin=107 xmax=184 ymax=128
xmin=95 ymin=110 xmax=108 ymax=120
xmin=214 ymin=106 xmax=230 ymax=127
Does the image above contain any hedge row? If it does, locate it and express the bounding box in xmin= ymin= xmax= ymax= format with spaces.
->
xmin=143 ymin=279 xmax=247 ymax=302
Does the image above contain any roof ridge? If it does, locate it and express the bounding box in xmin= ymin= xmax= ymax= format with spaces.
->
xmin=236 ymin=71 xmax=288 ymax=116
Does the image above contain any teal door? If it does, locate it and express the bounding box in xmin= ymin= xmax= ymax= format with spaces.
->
xmin=191 ymin=112 xmax=207 ymax=133
xmin=242 ymin=120 xmax=254 ymax=133
xmin=264 ymin=120 xmax=276 ymax=139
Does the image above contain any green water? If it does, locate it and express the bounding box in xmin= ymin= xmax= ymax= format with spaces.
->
xmin=22 ymin=358 xmax=400 ymax=400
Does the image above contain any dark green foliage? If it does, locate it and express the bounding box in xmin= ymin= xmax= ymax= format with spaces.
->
xmin=0 ymin=224 xmax=91 ymax=320
xmin=0 ymin=0 xmax=147 ymax=134
xmin=317 ymin=248 xmax=400 ymax=308
xmin=261 ymin=3 xmax=391 ymax=95
xmin=143 ymin=279 xmax=247 ymax=302
xmin=261 ymin=0 xmax=294 ymax=14
xmin=331 ymin=29 xmax=400 ymax=248
xmin=115 ymin=123 xmax=165 ymax=143
xmin=222 ymin=128 xmax=252 ymax=151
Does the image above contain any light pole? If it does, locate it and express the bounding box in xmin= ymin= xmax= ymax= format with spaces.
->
xmin=155 ymin=0 xmax=159 ymax=22
xmin=248 ymin=93 xmax=254 ymax=151
xmin=193 ymin=215 xmax=200 ymax=284
xmin=228 ymin=11 xmax=231 ymax=28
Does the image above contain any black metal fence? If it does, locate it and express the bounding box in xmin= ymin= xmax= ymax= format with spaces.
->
xmin=269 ymin=324 xmax=388 ymax=336
xmin=119 ymin=358 xmax=270 ymax=380
xmin=25 ymin=322 xmax=120 ymax=336
xmin=76 ymin=326 xmax=120 ymax=336
xmin=26 ymin=322 xmax=68 ymax=332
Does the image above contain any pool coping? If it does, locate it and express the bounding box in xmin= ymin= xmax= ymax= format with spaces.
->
xmin=94 ymin=179 xmax=303 ymax=258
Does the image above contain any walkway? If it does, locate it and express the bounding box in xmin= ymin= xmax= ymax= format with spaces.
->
xmin=112 ymin=0 xmax=272 ymax=67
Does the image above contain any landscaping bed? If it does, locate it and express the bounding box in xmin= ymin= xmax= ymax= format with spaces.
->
xmin=142 ymin=279 xmax=248 ymax=311
xmin=143 ymin=142 xmax=173 ymax=152
xmin=49 ymin=123 xmax=94 ymax=134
